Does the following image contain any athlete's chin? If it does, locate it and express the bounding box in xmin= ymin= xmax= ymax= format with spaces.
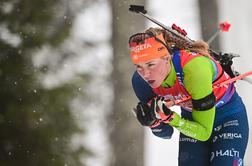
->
xmin=149 ymin=82 xmax=161 ymax=88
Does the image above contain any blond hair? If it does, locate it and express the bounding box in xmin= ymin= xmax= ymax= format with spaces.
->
xmin=145 ymin=27 xmax=211 ymax=57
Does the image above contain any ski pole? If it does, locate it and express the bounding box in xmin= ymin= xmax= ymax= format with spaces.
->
xmin=242 ymin=77 xmax=252 ymax=84
xmin=207 ymin=21 xmax=231 ymax=44
xmin=170 ymin=70 xmax=252 ymax=105
xmin=215 ymin=70 xmax=252 ymax=88
xmin=233 ymin=71 xmax=252 ymax=85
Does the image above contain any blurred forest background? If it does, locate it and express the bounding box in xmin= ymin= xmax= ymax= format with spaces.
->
xmin=0 ymin=0 xmax=251 ymax=166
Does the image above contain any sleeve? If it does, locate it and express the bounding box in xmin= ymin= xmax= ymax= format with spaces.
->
xmin=151 ymin=123 xmax=174 ymax=139
xmin=169 ymin=56 xmax=216 ymax=141
xmin=131 ymin=71 xmax=156 ymax=104
xmin=131 ymin=71 xmax=174 ymax=139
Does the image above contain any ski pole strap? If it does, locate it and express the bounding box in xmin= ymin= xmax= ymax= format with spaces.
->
xmin=172 ymin=70 xmax=252 ymax=105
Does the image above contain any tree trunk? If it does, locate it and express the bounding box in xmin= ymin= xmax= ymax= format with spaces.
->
xmin=198 ymin=0 xmax=220 ymax=50
xmin=109 ymin=0 xmax=146 ymax=166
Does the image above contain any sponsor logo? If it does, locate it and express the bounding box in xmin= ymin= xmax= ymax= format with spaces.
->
xmin=176 ymin=74 xmax=183 ymax=86
xmin=131 ymin=43 xmax=151 ymax=53
xmin=233 ymin=157 xmax=243 ymax=166
xmin=151 ymin=129 xmax=162 ymax=132
xmin=210 ymin=152 xmax=215 ymax=162
xmin=210 ymin=148 xmax=240 ymax=162
xmin=163 ymin=93 xmax=189 ymax=101
xmin=191 ymin=52 xmax=197 ymax=56
xmin=179 ymin=137 xmax=197 ymax=143
xmin=215 ymin=100 xmax=224 ymax=108
xmin=163 ymin=93 xmax=192 ymax=110
xmin=212 ymin=133 xmax=242 ymax=143
xmin=219 ymin=133 xmax=242 ymax=140
xmin=224 ymin=72 xmax=230 ymax=79
xmin=214 ymin=125 xmax=222 ymax=132
xmin=212 ymin=136 xmax=218 ymax=143
xmin=224 ymin=120 xmax=239 ymax=128
xmin=163 ymin=94 xmax=174 ymax=101
xmin=157 ymin=46 xmax=165 ymax=51
xmin=132 ymin=55 xmax=138 ymax=60
xmin=132 ymin=53 xmax=148 ymax=60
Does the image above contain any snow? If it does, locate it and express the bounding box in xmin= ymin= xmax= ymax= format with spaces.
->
xmin=0 ymin=24 xmax=22 ymax=47
xmin=72 ymin=2 xmax=111 ymax=43
xmin=69 ymin=1 xmax=113 ymax=166
xmin=0 ymin=2 xmax=14 ymax=14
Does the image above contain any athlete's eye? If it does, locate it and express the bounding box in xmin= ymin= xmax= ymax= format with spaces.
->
xmin=135 ymin=65 xmax=143 ymax=71
xmin=147 ymin=63 xmax=155 ymax=67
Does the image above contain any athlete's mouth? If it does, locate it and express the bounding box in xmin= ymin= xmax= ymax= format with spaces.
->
xmin=148 ymin=80 xmax=155 ymax=85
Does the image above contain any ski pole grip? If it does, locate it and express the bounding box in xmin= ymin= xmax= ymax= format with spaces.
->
xmin=129 ymin=5 xmax=147 ymax=14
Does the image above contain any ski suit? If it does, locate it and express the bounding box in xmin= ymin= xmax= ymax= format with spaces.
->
xmin=131 ymin=50 xmax=249 ymax=166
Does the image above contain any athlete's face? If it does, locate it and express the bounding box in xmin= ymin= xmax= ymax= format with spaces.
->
xmin=135 ymin=56 xmax=171 ymax=88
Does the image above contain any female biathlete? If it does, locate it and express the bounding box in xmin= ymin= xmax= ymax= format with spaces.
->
xmin=129 ymin=28 xmax=249 ymax=166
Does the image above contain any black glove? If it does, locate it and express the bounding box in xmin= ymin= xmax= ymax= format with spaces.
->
xmin=133 ymin=102 xmax=157 ymax=126
xmin=150 ymin=96 xmax=174 ymax=123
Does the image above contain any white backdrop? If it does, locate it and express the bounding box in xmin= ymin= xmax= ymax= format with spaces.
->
xmin=145 ymin=0 xmax=201 ymax=165
xmin=218 ymin=0 xmax=252 ymax=164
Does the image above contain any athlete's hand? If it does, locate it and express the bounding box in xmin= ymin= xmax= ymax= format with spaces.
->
xmin=133 ymin=102 xmax=158 ymax=126
xmin=150 ymin=96 xmax=174 ymax=123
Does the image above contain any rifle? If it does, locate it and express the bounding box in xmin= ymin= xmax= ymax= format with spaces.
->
xmin=129 ymin=5 xmax=252 ymax=85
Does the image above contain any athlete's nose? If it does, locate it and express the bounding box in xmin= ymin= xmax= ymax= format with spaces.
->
xmin=142 ymin=68 xmax=151 ymax=80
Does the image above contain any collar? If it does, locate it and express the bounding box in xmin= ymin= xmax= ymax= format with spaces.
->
xmin=161 ymin=62 xmax=176 ymax=88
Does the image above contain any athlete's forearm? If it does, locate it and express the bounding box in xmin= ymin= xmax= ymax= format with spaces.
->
xmin=169 ymin=107 xmax=215 ymax=141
